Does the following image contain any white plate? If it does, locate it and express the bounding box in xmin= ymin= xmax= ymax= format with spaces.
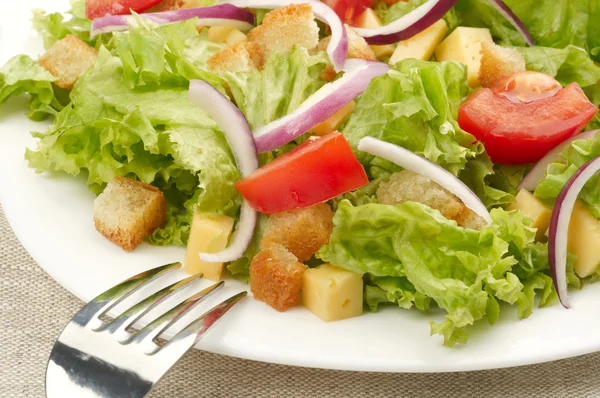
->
xmin=2 ymin=0 xmax=600 ymax=373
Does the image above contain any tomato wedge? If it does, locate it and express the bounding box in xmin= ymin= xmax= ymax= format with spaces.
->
xmin=458 ymin=72 xmax=598 ymax=164
xmin=235 ymin=132 xmax=368 ymax=214
xmin=322 ymin=0 xmax=372 ymax=25
xmin=86 ymin=0 xmax=163 ymax=19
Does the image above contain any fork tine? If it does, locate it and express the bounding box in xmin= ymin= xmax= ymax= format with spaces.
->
xmin=75 ymin=262 xmax=181 ymax=327
xmin=100 ymin=273 xmax=203 ymax=334
xmin=146 ymin=291 xmax=247 ymax=357
xmin=125 ymin=281 xmax=225 ymax=345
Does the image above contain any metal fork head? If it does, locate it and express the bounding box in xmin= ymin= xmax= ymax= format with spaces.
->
xmin=46 ymin=263 xmax=246 ymax=398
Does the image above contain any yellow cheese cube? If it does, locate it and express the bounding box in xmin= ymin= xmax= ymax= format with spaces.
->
xmin=312 ymin=100 xmax=356 ymax=136
xmin=509 ymin=189 xmax=552 ymax=241
xmin=568 ymin=200 xmax=600 ymax=278
xmin=434 ymin=27 xmax=493 ymax=87
xmin=225 ymin=29 xmax=247 ymax=46
xmin=184 ymin=211 xmax=234 ymax=281
xmin=303 ymin=264 xmax=363 ymax=322
xmin=355 ymin=9 xmax=395 ymax=59
xmin=208 ymin=26 xmax=234 ymax=43
xmin=389 ymin=19 xmax=448 ymax=65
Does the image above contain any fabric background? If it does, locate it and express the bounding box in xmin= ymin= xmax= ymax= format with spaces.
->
xmin=2 ymin=205 xmax=600 ymax=398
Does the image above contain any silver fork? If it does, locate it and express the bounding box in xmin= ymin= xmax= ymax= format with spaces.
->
xmin=45 ymin=262 xmax=246 ymax=398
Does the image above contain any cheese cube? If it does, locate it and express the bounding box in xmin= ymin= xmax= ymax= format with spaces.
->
xmin=312 ymin=101 xmax=355 ymax=136
xmin=208 ymin=26 xmax=234 ymax=43
xmin=389 ymin=19 xmax=448 ymax=65
xmin=434 ymin=27 xmax=493 ymax=87
xmin=303 ymin=264 xmax=363 ymax=322
xmin=225 ymin=29 xmax=247 ymax=46
xmin=184 ymin=211 xmax=234 ymax=280
xmin=568 ymin=200 xmax=600 ymax=278
xmin=355 ymin=9 xmax=395 ymax=59
xmin=509 ymin=189 xmax=552 ymax=241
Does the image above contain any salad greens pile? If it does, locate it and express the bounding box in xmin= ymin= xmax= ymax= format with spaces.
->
xmin=1 ymin=0 xmax=600 ymax=345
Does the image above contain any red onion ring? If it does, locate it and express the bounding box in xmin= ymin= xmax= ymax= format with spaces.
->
xmin=518 ymin=130 xmax=598 ymax=192
xmin=91 ymin=4 xmax=255 ymax=38
xmin=358 ymin=136 xmax=492 ymax=224
xmin=188 ymin=80 xmax=258 ymax=263
xmin=253 ymin=59 xmax=390 ymax=153
xmin=352 ymin=0 xmax=458 ymax=45
xmin=548 ymin=155 xmax=600 ymax=308
xmin=485 ymin=0 xmax=534 ymax=46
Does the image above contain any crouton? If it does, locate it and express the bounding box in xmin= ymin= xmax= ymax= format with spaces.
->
xmin=247 ymin=4 xmax=319 ymax=62
xmin=38 ymin=35 xmax=97 ymax=90
xmin=317 ymin=25 xmax=376 ymax=61
xmin=261 ymin=203 xmax=334 ymax=262
xmin=376 ymin=170 xmax=486 ymax=229
xmin=94 ymin=177 xmax=167 ymax=251
xmin=250 ymin=244 xmax=307 ymax=311
xmin=149 ymin=0 xmax=205 ymax=11
xmin=479 ymin=42 xmax=526 ymax=88
xmin=207 ymin=41 xmax=262 ymax=73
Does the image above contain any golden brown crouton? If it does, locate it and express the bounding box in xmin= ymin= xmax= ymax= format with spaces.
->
xmin=247 ymin=4 xmax=319 ymax=63
xmin=207 ymin=41 xmax=262 ymax=73
xmin=261 ymin=203 xmax=334 ymax=262
xmin=94 ymin=177 xmax=167 ymax=251
xmin=250 ymin=244 xmax=307 ymax=311
xmin=479 ymin=42 xmax=526 ymax=88
xmin=317 ymin=25 xmax=376 ymax=61
xmin=38 ymin=35 xmax=98 ymax=90
xmin=376 ymin=170 xmax=485 ymax=229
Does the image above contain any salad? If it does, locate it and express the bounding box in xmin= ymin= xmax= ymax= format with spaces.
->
xmin=1 ymin=0 xmax=599 ymax=347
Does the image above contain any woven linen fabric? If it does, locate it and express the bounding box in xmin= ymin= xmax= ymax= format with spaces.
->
xmin=2 ymin=205 xmax=600 ymax=398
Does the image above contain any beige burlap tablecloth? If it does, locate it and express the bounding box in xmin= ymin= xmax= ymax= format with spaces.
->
xmin=2 ymin=205 xmax=600 ymax=398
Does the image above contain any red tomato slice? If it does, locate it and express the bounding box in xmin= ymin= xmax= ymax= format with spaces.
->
xmin=235 ymin=132 xmax=368 ymax=214
xmin=86 ymin=0 xmax=163 ymax=19
xmin=458 ymin=74 xmax=598 ymax=164
xmin=322 ymin=0 xmax=372 ymax=25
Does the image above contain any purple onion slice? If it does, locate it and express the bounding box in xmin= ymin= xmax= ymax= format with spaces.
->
xmin=548 ymin=155 xmax=600 ymax=308
xmin=91 ymin=4 xmax=255 ymax=37
xmin=358 ymin=136 xmax=492 ymax=224
xmin=188 ymin=80 xmax=258 ymax=263
xmin=519 ymin=130 xmax=598 ymax=192
xmin=253 ymin=59 xmax=389 ymax=153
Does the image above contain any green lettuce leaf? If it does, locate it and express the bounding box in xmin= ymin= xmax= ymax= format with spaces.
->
xmin=343 ymin=59 xmax=481 ymax=176
xmin=0 ymin=55 xmax=65 ymax=120
xmin=455 ymin=0 xmax=599 ymax=61
xmin=535 ymin=131 xmax=600 ymax=218
xmin=32 ymin=0 xmax=97 ymax=50
xmin=317 ymin=200 xmax=563 ymax=346
xmin=26 ymin=42 xmax=240 ymax=245
xmin=223 ymin=46 xmax=329 ymax=129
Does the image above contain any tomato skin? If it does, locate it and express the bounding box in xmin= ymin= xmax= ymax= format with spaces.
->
xmin=458 ymin=83 xmax=598 ymax=164
xmin=235 ymin=132 xmax=368 ymax=214
xmin=86 ymin=0 xmax=163 ymax=19
xmin=322 ymin=0 xmax=372 ymax=25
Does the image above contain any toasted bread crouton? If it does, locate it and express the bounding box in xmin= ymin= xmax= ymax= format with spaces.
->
xmin=149 ymin=0 xmax=205 ymax=11
xmin=479 ymin=42 xmax=526 ymax=88
xmin=94 ymin=177 xmax=167 ymax=251
xmin=261 ymin=203 xmax=334 ymax=262
xmin=38 ymin=35 xmax=97 ymax=90
xmin=247 ymin=4 xmax=319 ymax=62
xmin=207 ymin=41 xmax=262 ymax=73
xmin=317 ymin=25 xmax=376 ymax=61
xmin=250 ymin=244 xmax=307 ymax=311
xmin=376 ymin=170 xmax=486 ymax=229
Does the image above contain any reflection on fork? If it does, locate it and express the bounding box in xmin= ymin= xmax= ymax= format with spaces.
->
xmin=45 ymin=262 xmax=246 ymax=398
